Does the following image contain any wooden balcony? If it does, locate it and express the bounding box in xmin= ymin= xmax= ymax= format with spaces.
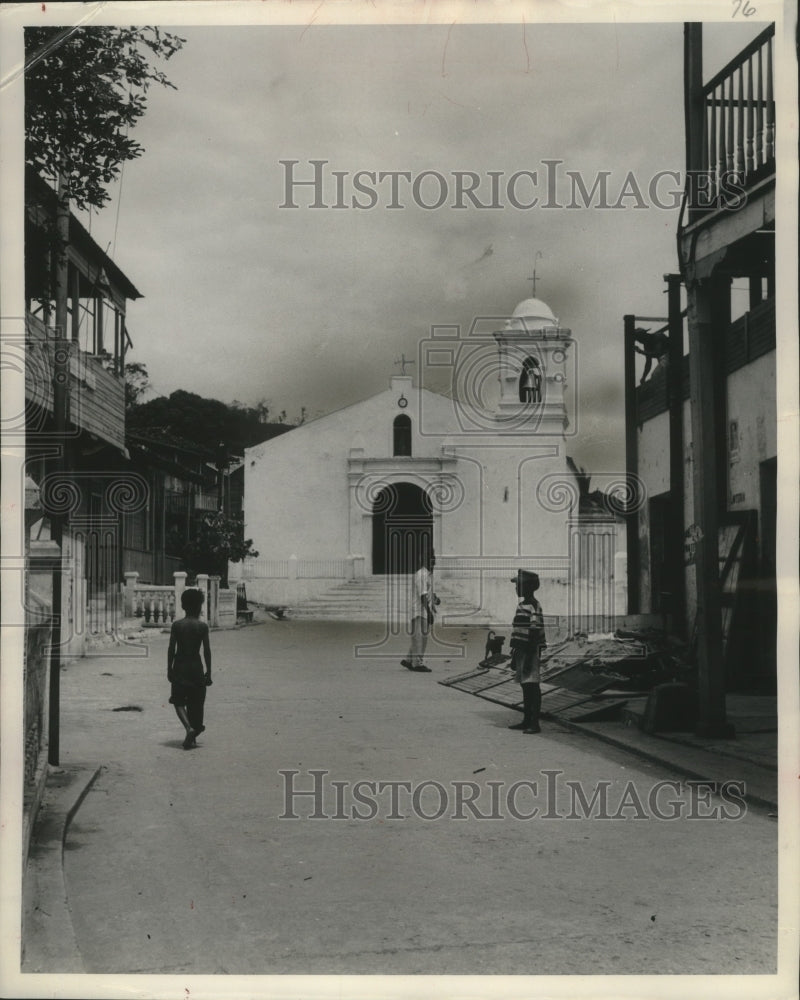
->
xmin=25 ymin=311 xmax=125 ymax=453
xmin=696 ymin=25 xmax=775 ymax=211
xmin=682 ymin=24 xmax=775 ymax=277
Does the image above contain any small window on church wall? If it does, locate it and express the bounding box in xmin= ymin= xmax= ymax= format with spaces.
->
xmin=393 ymin=414 xmax=412 ymax=456
xmin=519 ymin=356 xmax=542 ymax=403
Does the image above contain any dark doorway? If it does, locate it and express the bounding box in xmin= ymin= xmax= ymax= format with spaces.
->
xmin=372 ymin=482 xmax=433 ymax=575
xmin=649 ymin=492 xmax=672 ymax=614
xmin=648 ymin=490 xmax=686 ymax=633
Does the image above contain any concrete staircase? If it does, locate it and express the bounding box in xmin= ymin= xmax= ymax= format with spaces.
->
xmin=288 ymin=576 xmax=484 ymax=623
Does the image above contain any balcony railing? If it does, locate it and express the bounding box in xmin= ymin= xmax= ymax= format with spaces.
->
xmin=699 ymin=24 xmax=775 ymax=207
xmin=166 ymin=490 xmax=219 ymax=513
xmin=25 ymin=311 xmax=125 ymax=452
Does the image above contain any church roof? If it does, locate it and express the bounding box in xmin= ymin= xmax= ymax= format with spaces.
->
xmin=505 ymin=297 xmax=559 ymax=331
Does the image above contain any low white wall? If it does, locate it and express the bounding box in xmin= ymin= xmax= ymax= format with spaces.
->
xmin=239 ymin=577 xmax=347 ymax=608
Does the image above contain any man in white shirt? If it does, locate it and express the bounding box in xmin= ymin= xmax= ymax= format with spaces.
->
xmin=401 ymin=551 xmax=438 ymax=672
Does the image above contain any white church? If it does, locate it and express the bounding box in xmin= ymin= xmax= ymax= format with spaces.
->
xmin=239 ymin=296 xmax=624 ymax=626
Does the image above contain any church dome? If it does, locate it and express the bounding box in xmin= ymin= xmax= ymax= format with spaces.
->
xmin=505 ymin=297 xmax=558 ymax=331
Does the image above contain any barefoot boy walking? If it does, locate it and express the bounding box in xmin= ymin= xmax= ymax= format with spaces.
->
xmin=168 ymin=588 xmax=212 ymax=749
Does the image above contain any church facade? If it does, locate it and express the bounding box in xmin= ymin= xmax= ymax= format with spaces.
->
xmin=242 ymin=298 xmax=622 ymax=624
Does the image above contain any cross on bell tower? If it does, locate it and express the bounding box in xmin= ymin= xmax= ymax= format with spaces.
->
xmin=394 ymin=353 xmax=415 ymax=377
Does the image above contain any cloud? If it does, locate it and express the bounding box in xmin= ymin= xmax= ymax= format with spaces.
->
xmin=92 ymin=19 xmax=765 ymax=474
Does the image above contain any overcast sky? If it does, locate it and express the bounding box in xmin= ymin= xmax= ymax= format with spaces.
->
xmin=58 ymin=14 xmax=763 ymax=471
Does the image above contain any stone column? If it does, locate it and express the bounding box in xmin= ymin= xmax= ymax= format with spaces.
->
xmin=347 ymin=450 xmax=366 ymax=571
xmin=124 ymin=571 xmax=138 ymax=618
xmin=196 ymin=573 xmax=209 ymax=621
xmin=209 ymin=575 xmax=221 ymax=628
xmin=173 ymin=571 xmax=187 ymax=618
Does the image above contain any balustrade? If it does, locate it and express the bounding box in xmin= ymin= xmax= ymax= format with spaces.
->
xmin=124 ymin=570 xmax=186 ymax=624
xmin=700 ymin=25 xmax=774 ymax=208
xmin=133 ymin=587 xmax=176 ymax=624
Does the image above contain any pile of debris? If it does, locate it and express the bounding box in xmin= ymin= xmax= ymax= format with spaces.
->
xmin=541 ymin=627 xmax=693 ymax=694
xmin=443 ymin=626 xmax=694 ymax=724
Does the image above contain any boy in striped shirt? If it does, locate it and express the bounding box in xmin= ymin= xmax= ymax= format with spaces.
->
xmin=508 ymin=570 xmax=546 ymax=734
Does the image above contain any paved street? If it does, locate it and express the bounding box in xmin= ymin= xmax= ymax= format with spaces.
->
xmin=44 ymin=620 xmax=776 ymax=975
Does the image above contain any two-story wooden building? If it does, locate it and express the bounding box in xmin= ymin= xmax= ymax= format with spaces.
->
xmin=624 ymin=24 xmax=777 ymax=734
xmin=25 ymin=167 xmax=142 ymax=657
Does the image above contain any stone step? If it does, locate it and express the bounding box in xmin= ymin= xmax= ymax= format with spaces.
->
xmin=287 ymin=578 xmax=483 ymax=622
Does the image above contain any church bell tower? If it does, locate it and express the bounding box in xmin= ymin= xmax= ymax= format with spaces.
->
xmin=492 ymin=297 xmax=572 ymax=434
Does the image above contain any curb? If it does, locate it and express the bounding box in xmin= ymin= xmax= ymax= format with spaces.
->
xmin=549 ymin=715 xmax=778 ymax=813
xmin=21 ymin=764 xmax=102 ymax=972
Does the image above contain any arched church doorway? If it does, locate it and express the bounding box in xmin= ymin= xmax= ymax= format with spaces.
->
xmin=372 ymin=482 xmax=433 ymax=575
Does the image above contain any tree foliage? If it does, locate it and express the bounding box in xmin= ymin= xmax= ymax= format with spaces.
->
xmin=25 ymin=26 xmax=185 ymax=211
xmin=122 ymin=361 xmax=151 ymax=408
xmin=183 ymin=511 xmax=258 ymax=587
xmin=129 ymin=389 xmax=294 ymax=455
xmin=566 ymin=456 xmax=591 ymax=498
xmin=103 ymin=359 xmax=151 ymax=409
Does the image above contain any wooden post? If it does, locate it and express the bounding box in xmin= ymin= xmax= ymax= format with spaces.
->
xmin=746 ymin=55 xmax=754 ymax=177
xmin=69 ymin=263 xmax=80 ymax=344
xmin=48 ymin=170 xmax=71 ymax=767
xmin=712 ymin=279 xmax=731 ymax=514
xmin=756 ymin=46 xmax=764 ymax=168
xmin=121 ymin=315 xmax=128 ymax=370
xmin=749 ymin=275 xmax=763 ymax=309
xmin=735 ymin=66 xmax=744 ymax=181
xmin=684 ymin=23 xmax=704 ymax=223
xmin=765 ymin=35 xmax=774 ymax=161
xmin=623 ymin=314 xmax=640 ymax=614
xmin=95 ymin=273 xmax=105 ymax=356
xmin=687 ymin=277 xmax=733 ymax=737
xmin=666 ymin=274 xmax=686 ymax=637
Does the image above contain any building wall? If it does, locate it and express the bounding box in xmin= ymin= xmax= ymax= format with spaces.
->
xmin=245 ymin=377 xmax=591 ymax=620
xmin=635 ymin=352 xmax=775 ymax=625
xmin=726 ymin=351 xmax=777 ymax=518
xmin=245 ymin=381 xmax=452 ymax=562
xmin=245 ymin=378 xmax=574 ymax=564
